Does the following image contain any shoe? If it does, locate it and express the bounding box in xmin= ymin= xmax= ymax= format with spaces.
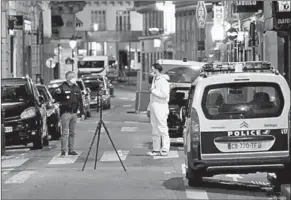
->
xmin=160 ymin=151 xmax=168 ymax=156
xmin=61 ymin=151 xmax=66 ymax=156
xmin=146 ymin=151 xmax=161 ymax=156
xmin=68 ymin=151 xmax=78 ymax=156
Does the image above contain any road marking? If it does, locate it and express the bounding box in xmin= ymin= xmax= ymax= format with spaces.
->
xmin=181 ymin=164 xmax=186 ymax=175
xmin=153 ymin=151 xmax=179 ymax=160
xmin=48 ymin=152 xmax=81 ymax=165
xmin=170 ymin=138 xmax=184 ymax=143
xmin=121 ymin=127 xmax=137 ymax=132
xmin=122 ymin=105 xmax=132 ymax=108
xmin=118 ymin=97 xmax=130 ymax=100
xmin=2 ymin=158 xmax=30 ymax=168
xmin=225 ymin=174 xmax=243 ymax=181
xmin=184 ymin=178 xmax=209 ymax=199
xmin=100 ymin=150 xmax=129 ymax=161
xmin=2 ymin=168 xmax=14 ymax=175
xmin=5 ymin=171 xmax=36 ymax=184
xmin=5 ymin=148 xmax=30 ymax=152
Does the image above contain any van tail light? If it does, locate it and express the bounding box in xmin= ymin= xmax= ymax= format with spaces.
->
xmin=190 ymin=108 xmax=200 ymax=143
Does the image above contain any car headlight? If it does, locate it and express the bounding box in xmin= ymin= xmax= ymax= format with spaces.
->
xmin=20 ymin=107 xmax=36 ymax=119
xmin=47 ymin=109 xmax=55 ymax=117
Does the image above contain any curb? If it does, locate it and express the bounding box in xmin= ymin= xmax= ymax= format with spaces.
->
xmin=281 ymin=184 xmax=291 ymax=200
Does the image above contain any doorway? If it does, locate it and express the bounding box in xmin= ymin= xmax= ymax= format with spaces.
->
xmin=118 ymin=50 xmax=128 ymax=70
xmin=23 ymin=46 xmax=32 ymax=77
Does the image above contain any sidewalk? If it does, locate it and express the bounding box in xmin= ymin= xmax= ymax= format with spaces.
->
xmin=112 ymin=79 xmax=137 ymax=92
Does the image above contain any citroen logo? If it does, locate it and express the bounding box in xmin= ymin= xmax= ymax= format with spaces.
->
xmin=240 ymin=121 xmax=249 ymax=128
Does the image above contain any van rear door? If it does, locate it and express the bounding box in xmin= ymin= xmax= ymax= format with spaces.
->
xmin=198 ymin=81 xmax=289 ymax=160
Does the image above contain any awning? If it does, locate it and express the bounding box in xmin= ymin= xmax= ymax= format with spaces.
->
xmin=51 ymin=15 xmax=64 ymax=27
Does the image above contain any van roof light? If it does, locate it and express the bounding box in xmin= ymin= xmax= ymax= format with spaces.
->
xmin=201 ymin=61 xmax=274 ymax=74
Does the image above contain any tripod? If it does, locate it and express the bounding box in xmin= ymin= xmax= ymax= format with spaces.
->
xmin=81 ymin=92 xmax=127 ymax=172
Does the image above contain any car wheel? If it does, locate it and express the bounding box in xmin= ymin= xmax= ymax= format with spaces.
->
xmin=33 ymin=129 xmax=43 ymax=150
xmin=43 ymin=123 xmax=49 ymax=146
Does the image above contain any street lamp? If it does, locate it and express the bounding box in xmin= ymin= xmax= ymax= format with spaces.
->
xmin=69 ymin=36 xmax=77 ymax=71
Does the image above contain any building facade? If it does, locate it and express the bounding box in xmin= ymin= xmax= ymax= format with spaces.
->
xmin=1 ymin=0 xmax=46 ymax=81
xmin=174 ymin=2 xmax=213 ymax=61
xmin=75 ymin=1 xmax=143 ymax=71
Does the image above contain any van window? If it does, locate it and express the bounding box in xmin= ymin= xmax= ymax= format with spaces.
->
xmin=201 ymin=82 xmax=284 ymax=120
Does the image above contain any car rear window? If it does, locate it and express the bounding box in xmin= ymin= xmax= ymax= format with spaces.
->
xmin=201 ymin=82 xmax=284 ymax=120
xmin=164 ymin=66 xmax=200 ymax=83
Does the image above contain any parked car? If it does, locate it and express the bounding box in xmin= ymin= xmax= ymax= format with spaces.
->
xmin=184 ymin=62 xmax=291 ymax=187
xmin=1 ymin=110 xmax=6 ymax=154
xmin=81 ymin=75 xmax=111 ymax=109
xmin=1 ymin=76 xmax=49 ymax=149
xmin=37 ymin=84 xmax=61 ymax=140
xmin=48 ymin=79 xmax=91 ymax=118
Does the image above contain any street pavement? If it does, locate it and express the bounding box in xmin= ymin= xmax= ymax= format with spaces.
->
xmin=1 ymin=87 xmax=282 ymax=199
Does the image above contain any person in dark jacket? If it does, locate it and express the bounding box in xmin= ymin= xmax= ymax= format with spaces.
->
xmin=55 ymin=71 xmax=85 ymax=156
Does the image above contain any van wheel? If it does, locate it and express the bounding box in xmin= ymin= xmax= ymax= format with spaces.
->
xmin=276 ymin=164 xmax=291 ymax=184
xmin=187 ymin=164 xmax=203 ymax=187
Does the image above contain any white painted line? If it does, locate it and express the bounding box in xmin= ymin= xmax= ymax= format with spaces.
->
xmin=5 ymin=171 xmax=36 ymax=184
xmin=100 ymin=150 xmax=129 ymax=162
xmin=133 ymin=144 xmax=144 ymax=148
xmin=170 ymin=138 xmax=184 ymax=143
xmin=2 ymin=168 xmax=14 ymax=175
xmin=121 ymin=127 xmax=137 ymax=132
xmin=181 ymin=164 xmax=186 ymax=175
xmin=154 ymin=151 xmax=179 ymax=160
xmin=122 ymin=105 xmax=132 ymax=108
xmin=48 ymin=152 xmax=81 ymax=165
xmin=5 ymin=148 xmax=30 ymax=152
xmin=2 ymin=158 xmax=30 ymax=168
xmin=185 ymin=188 xmax=209 ymax=199
xmin=118 ymin=97 xmax=130 ymax=100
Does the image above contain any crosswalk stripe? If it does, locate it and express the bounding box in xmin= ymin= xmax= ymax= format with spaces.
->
xmin=122 ymin=105 xmax=132 ymax=108
xmin=184 ymin=178 xmax=209 ymax=199
xmin=2 ymin=158 xmax=30 ymax=168
xmin=5 ymin=171 xmax=36 ymax=184
xmin=170 ymin=138 xmax=184 ymax=143
xmin=121 ymin=127 xmax=137 ymax=132
xmin=181 ymin=164 xmax=186 ymax=175
xmin=100 ymin=150 xmax=129 ymax=161
xmin=48 ymin=152 xmax=82 ymax=165
xmin=153 ymin=151 xmax=179 ymax=160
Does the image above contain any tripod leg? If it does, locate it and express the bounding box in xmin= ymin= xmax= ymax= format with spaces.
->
xmin=81 ymin=122 xmax=101 ymax=171
xmin=101 ymin=121 xmax=127 ymax=172
xmin=94 ymin=121 xmax=102 ymax=170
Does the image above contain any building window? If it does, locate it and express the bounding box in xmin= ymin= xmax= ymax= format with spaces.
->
xmin=91 ymin=10 xmax=106 ymax=31
xmin=116 ymin=10 xmax=130 ymax=31
xmin=138 ymin=52 xmax=141 ymax=63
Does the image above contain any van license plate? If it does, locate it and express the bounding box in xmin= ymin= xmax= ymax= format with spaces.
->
xmin=228 ymin=142 xmax=262 ymax=150
xmin=5 ymin=127 xmax=13 ymax=133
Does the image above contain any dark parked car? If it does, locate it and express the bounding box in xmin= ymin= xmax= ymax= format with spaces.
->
xmin=1 ymin=76 xmax=49 ymax=149
xmin=1 ymin=110 xmax=6 ymax=154
xmin=81 ymin=75 xmax=111 ymax=109
xmin=37 ymin=84 xmax=61 ymax=140
xmin=48 ymin=79 xmax=91 ymax=118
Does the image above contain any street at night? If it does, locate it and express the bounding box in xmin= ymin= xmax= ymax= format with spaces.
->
xmin=1 ymin=86 xmax=282 ymax=200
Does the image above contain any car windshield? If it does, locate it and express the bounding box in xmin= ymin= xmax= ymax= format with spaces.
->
xmin=201 ymin=82 xmax=284 ymax=120
xmin=165 ymin=67 xmax=200 ymax=83
xmin=78 ymin=61 xmax=105 ymax=68
xmin=1 ymin=84 xmax=29 ymax=102
xmin=37 ymin=86 xmax=50 ymax=102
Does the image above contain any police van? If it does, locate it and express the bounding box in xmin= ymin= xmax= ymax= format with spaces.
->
xmin=183 ymin=61 xmax=291 ymax=186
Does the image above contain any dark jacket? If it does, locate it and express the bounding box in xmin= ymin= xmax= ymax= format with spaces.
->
xmin=55 ymin=81 xmax=84 ymax=116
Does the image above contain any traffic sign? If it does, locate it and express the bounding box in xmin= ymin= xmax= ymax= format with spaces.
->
xmin=46 ymin=58 xmax=56 ymax=68
xmin=196 ymin=1 xmax=207 ymax=28
xmin=54 ymin=46 xmax=62 ymax=56
xmin=226 ymin=28 xmax=238 ymax=40
xmin=65 ymin=57 xmax=74 ymax=65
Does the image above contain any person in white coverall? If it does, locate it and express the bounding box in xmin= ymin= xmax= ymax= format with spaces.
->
xmin=147 ymin=63 xmax=170 ymax=157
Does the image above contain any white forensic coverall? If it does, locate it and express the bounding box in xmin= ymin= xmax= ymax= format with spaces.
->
xmin=148 ymin=75 xmax=170 ymax=152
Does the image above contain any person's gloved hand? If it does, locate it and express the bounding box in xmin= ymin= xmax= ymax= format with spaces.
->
xmin=81 ymin=114 xmax=85 ymax=121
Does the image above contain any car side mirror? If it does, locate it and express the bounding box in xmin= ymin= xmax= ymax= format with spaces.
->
xmin=39 ymin=96 xmax=45 ymax=104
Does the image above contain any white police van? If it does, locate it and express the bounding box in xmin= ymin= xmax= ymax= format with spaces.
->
xmin=183 ymin=61 xmax=291 ymax=186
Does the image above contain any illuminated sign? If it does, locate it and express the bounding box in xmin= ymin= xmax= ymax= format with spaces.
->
xmin=196 ymin=1 xmax=207 ymax=28
xmin=234 ymin=1 xmax=263 ymax=12
xmin=277 ymin=1 xmax=290 ymax=12
xmin=273 ymin=1 xmax=291 ymax=30
xmin=213 ymin=5 xmax=224 ymax=26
